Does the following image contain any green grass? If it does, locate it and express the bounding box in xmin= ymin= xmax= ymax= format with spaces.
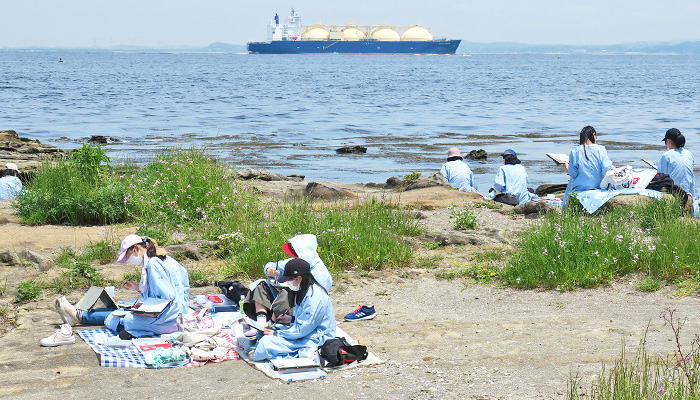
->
xmin=569 ymin=310 xmax=700 ymax=399
xmin=14 ymin=145 xmax=130 ymax=225
xmin=502 ymin=198 xmax=697 ymax=291
xmin=15 ymin=281 xmax=42 ymax=303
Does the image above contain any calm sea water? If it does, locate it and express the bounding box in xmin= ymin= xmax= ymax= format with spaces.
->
xmin=1 ymin=50 xmax=699 ymax=190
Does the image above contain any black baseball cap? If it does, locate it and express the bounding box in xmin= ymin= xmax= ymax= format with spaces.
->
xmin=663 ymin=128 xmax=681 ymax=142
xmin=277 ymin=258 xmax=310 ymax=282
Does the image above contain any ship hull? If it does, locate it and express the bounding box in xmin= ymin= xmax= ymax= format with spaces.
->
xmin=247 ymin=39 xmax=461 ymax=54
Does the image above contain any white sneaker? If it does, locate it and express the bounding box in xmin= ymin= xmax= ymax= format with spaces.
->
xmin=40 ymin=324 xmax=75 ymax=347
xmin=55 ymin=296 xmax=79 ymax=326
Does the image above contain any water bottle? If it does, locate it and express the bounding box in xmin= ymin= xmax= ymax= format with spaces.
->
xmin=239 ymin=294 xmax=245 ymax=315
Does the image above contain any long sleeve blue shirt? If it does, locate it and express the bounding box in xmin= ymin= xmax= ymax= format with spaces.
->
xmin=563 ymin=144 xmax=613 ymax=203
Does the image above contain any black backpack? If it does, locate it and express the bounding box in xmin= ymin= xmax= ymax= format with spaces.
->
xmin=318 ymin=337 xmax=368 ymax=367
xmin=215 ymin=281 xmax=249 ymax=302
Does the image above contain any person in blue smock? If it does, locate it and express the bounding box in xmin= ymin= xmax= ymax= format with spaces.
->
xmin=251 ymin=258 xmax=336 ymax=361
xmin=657 ymin=128 xmax=695 ymax=199
xmin=492 ymin=149 xmax=539 ymax=205
xmin=54 ymin=234 xmax=190 ymax=339
xmin=0 ymin=163 xmax=23 ymax=201
xmin=242 ymin=234 xmax=332 ymax=327
xmin=440 ymin=147 xmax=478 ymax=193
xmin=563 ymin=126 xmax=613 ymax=204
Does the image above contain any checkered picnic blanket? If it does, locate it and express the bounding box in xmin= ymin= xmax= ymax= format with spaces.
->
xmin=77 ymin=329 xmax=238 ymax=368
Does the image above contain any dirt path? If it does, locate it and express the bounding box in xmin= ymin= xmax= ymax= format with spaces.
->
xmin=2 ymin=189 xmax=700 ymax=399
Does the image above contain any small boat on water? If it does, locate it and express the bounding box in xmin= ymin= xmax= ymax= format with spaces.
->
xmin=247 ymin=9 xmax=461 ymax=55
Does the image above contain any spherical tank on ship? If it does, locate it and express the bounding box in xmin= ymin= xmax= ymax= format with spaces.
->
xmin=401 ymin=26 xmax=433 ymax=41
xmin=343 ymin=27 xmax=366 ymax=41
xmin=301 ymin=26 xmax=330 ymax=40
xmin=370 ymin=26 xmax=400 ymax=41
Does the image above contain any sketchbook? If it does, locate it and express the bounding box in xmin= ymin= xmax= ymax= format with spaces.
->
xmin=546 ymin=153 xmax=569 ymax=165
xmin=75 ymin=286 xmax=118 ymax=311
xmin=641 ymin=158 xmax=658 ymax=169
xmin=126 ymin=298 xmax=171 ymax=314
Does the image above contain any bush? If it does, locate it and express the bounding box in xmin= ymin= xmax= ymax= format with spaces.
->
xmin=449 ymin=205 xmax=477 ymax=230
xmin=14 ymin=145 xmax=130 ymax=225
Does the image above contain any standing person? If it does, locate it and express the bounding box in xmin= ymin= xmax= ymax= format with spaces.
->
xmin=0 ymin=163 xmax=22 ymax=201
xmin=440 ymin=147 xmax=478 ymax=193
xmin=657 ymin=128 xmax=695 ymax=200
xmin=53 ymin=235 xmax=190 ymax=339
xmin=491 ymin=149 xmax=539 ymax=205
xmin=243 ymin=234 xmax=332 ymax=327
xmin=563 ymin=126 xmax=613 ymax=204
xmin=251 ymin=258 xmax=336 ymax=361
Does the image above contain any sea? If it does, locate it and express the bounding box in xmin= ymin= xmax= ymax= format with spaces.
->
xmin=1 ymin=50 xmax=699 ymax=190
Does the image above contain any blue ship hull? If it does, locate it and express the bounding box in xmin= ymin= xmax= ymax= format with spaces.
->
xmin=247 ymin=39 xmax=461 ymax=54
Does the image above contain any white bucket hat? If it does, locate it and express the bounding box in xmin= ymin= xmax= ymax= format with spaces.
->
xmin=6 ymin=163 xmax=20 ymax=173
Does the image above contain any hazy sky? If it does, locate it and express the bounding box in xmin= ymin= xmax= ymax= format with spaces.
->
xmin=3 ymin=0 xmax=700 ymax=48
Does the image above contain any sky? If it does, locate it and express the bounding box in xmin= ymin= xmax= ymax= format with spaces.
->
xmin=2 ymin=0 xmax=700 ymax=48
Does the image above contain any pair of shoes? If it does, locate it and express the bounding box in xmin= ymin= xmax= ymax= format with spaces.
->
xmin=40 ymin=324 xmax=75 ymax=347
xmin=344 ymin=305 xmax=376 ymax=321
xmin=55 ymin=296 xmax=79 ymax=326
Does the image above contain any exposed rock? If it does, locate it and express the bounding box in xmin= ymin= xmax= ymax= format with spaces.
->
xmin=0 ymin=130 xmax=65 ymax=173
xmin=401 ymin=172 xmax=450 ymax=192
xmin=19 ymin=249 xmax=52 ymax=271
xmin=535 ymin=183 xmax=568 ymax=196
xmin=336 ymin=145 xmax=367 ymax=154
xmin=384 ymin=176 xmax=403 ymax=189
xmin=304 ymin=182 xmax=356 ymax=200
xmin=165 ymin=240 xmax=217 ymax=261
xmin=464 ymin=149 xmax=487 ymax=160
xmin=424 ymin=231 xmax=486 ymax=246
xmin=0 ymin=250 xmax=21 ymax=266
xmin=603 ymin=193 xmax=675 ymax=210
xmin=87 ymin=135 xmax=121 ymax=144
xmin=395 ymin=187 xmax=488 ymax=210
xmin=513 ymin=200 xmax=556 ymax=216
xmin=235 ymin=168 xmax=304 ymax=182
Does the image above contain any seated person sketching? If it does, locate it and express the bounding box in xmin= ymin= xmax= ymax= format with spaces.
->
xmin=54 ymin=234 xmax=190 ymax=339
xmin=242 ymin=234 xmax=332 ymax=331
xmin=490 ymin=149 xmax=539 ymax=205
xmin=250 ymin=258 xmax=336 ymax=361
xmin=440 ymin=147 xmax=478 ymax=193
xmin=0 ymin=163 xmax=23 ymax=201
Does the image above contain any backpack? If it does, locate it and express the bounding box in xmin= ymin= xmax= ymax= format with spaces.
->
xmin=493 ymin=192 xmax=520 ymax=206
xmin=215 ymin=281 xmax=249 ymax=302
xmin=318 ymin=337 xmax=368 ymax=367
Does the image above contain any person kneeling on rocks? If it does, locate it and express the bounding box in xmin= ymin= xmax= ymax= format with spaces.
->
xmin=51 ymin=235 xmax=190 ymax=340
xmin=241 ymin=234 xmax=332 ymax=331
xmin=250 ymin=258 xmax=335 ymax=361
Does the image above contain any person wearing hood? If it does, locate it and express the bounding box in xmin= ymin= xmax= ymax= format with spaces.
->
xmin=250 ymin=258 xmax=335 ymax=361
xmin=440 ymin=147 xmax=478 ymax=193
xmin=0 ymin=163 xmax=23 ymax=201
xmin=54 ymin=235 xmax=190 ymax=339
xmin=242 ymin=233 xmax=332 ymax=328
xmin=491 ymin=149 xmax=539 ymax=205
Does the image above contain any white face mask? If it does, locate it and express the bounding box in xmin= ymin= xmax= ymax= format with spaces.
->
xmin=280 ymin=279 xmax=301 ymax=291
xmin=128 ymin=254 xmax=144 ymax=266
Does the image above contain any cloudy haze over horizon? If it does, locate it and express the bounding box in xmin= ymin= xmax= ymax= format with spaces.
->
xmin=3 ymin=0 xmax=700 ymax=48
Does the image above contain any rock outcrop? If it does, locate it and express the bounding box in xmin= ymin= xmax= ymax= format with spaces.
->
xmin=235 ymin=168 xmax=305 ymax=182
xmin=0 ymin=130 xmax=65 ymax=173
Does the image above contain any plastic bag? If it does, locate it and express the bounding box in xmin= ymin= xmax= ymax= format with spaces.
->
xmin=600 ymin=166 xmax=633 ymax=190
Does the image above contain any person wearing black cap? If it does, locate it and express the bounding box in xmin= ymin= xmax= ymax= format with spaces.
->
xmin=490 ymin=149 xmax=539 ymax=205
xmin=241 ymin=234 xmax=332 ymax=329
xmin=563 ymin=126 xmax=613 ymax=204
xmin=657 ymin=128 xmax=696 ymax=200
xmin=250 ymin=258 xmax=336 ymax=362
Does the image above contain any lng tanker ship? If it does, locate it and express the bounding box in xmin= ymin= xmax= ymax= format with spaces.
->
xmin=247 ymin=9 xmax=461 ymax=55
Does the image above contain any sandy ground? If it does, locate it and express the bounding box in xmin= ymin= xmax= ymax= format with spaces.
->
xmin=1 ymin=187 xmax=700 ymax=400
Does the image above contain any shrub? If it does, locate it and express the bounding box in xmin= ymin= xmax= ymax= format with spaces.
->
xmin=449 ymin=205 xmax=477 ymax=230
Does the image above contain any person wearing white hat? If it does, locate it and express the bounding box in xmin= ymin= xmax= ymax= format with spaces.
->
xmin=440 ymin=147 xmax=478 ymax=193
xmin=0 ymin=162 xmax=22 ymax=201
xmin=54 ymin=234 xmax=190 ymax=339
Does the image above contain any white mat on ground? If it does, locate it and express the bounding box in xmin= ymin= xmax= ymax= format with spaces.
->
xmin=234 ymin=323 xmax=384 ymax=382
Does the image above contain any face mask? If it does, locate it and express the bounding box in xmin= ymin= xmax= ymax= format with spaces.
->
xmin=128 ymin=254 xmax=144 ymax=266
xmin=280 ymin=279 xmax=301 ymax=291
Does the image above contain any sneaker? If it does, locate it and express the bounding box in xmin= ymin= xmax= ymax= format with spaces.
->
xmin=344 ymin=305 xmax=376 ymax=321
xmin=40 ymin=324 xmax=75 ymax=347
xmin=55 ymin=296 xmax=79 ymax=326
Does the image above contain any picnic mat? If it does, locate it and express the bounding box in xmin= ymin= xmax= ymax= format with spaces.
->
xmin=77 ymin=329 xmax=238 ymax=368
xmin=234 ymin=324 xmax=384 ymax=382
